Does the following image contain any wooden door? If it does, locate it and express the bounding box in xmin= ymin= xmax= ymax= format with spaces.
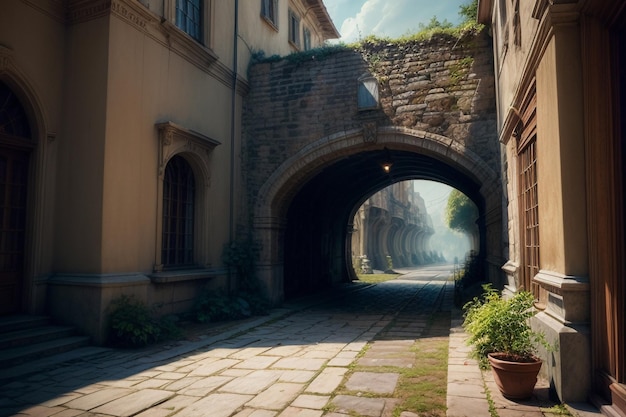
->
xmin=0 ymin=81 xmax=32 ymax=315
xmin=0 ymin=147 xmax=28 ymax=314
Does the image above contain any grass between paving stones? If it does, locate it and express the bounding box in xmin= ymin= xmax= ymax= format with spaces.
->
xmin=356 ymin=273 xmax=400 ymax=283
xmin=332 ymin=312 xmax=450 ymax=417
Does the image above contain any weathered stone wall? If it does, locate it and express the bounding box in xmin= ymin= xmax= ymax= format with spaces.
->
xmin=243 ymin=30 xmax=498 ymax=220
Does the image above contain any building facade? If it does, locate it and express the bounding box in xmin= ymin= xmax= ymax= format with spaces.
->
xmin=0 ymin=0 xmax=338 ymax=344
xmin=351 ymin=182 xmax=437 ymax=273
xmin=479 ymin=0 xmax=626 ymax=411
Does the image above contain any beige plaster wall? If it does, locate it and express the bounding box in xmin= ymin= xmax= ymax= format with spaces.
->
xmin=493 ymin=0 xmax=539 ymax=129
xmin=54 ymin=18 xmax=110 ymax=273
xmin=536 ymin=30 xmax=587 ymax=277
xmin=100 ymin=14 xmax=238 ymax=273
xmin=238 ymin=0 xmax=332 ymax=76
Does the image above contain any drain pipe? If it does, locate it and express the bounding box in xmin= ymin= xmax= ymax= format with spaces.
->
xmin=229 ymin=0 xmax=239 ymax=290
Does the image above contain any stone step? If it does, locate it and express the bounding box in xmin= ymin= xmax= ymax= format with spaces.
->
xmin=0 ymin=325 xmax=76 ymax=350
xmin=0 ymin=335 xmax=91 ymax=369
xmin=0 ymin=345 xmax=110 ymax=384
xmin=0 ymin=314 xmax=50 ymax=334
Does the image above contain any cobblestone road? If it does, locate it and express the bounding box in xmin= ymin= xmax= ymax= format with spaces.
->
xmin=0 ymin=266 xmax=454 ymax=417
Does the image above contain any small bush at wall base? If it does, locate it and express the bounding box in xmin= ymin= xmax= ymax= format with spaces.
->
xmin=194 ymin=289 xmax=270 ymax=324
xmin=107 ymin=295 xmax=181 ymax=348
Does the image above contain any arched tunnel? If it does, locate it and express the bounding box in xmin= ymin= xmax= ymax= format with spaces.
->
xmin=283 ymin=148 xmax=486 ymax=298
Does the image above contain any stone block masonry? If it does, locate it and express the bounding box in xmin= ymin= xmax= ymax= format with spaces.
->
xmin=243 ymin=29 xmax=498 ymax=217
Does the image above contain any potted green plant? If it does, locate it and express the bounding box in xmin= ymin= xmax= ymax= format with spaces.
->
xmin=462 ymin=284 xmax=550 ymax=399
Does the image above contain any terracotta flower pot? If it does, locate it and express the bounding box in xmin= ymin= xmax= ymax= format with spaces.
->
xmin=488 ymin=352 xmax=542 ymax=399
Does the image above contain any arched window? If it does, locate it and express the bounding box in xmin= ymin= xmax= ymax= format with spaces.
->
xmin=162 ymin=155 xmax=195 ymax=268
xmin=0 ymin=81 xmax=31 ymax=138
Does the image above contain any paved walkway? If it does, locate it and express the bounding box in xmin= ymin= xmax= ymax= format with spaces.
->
xmin=0 ymin=265 xmax=602 ymax=417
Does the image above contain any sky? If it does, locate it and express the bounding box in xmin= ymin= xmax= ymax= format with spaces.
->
xmin=324 ymin=0 xmax=468 ymax=43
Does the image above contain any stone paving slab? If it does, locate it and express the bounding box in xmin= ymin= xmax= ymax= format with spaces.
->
xmin=135 ymin=394 xmax=200 ymax=417
xmin=219 ymin=370 xmax=282 ymax=394
xmin=90 ymin=388 xmax=174 ymax=416
xmin=331 ymin=394 xmax=386 ymax=417
xmin=246 ymin=382 xmax=305 ymax=410
xmin=234 ymin=355 xmax=280 ymax=370
xmin=446 ymin=395 xmax=491 ymax=417
xmin=235 ymin=409 xmax=277 ymax=417
xmin=291 ymin=394 xmax=330 ymax=409
xmin=277 ymin=406 xmax=323 ymax=417
xmin=305 ymin=367 xmax=347 ymax=394
xmin=178 ymin=392 xmax=253 ymax=417
xmin=63 ymin=387 xmax=133 ymax=410
xmin=271 ymin=357 xmax=327 ymax=371
xmin=179 ymin=375 xmax=233 ymax=396
xmin=345 ymin=371 xmax=399 ymax=394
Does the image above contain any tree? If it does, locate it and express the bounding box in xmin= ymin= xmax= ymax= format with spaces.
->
xmin=418 ymin=16 xmax=454 ymax=31
xmin=459 ymin=0 xmax=478 ymax=24
xmin=445 ymin=189 xmax=478 ymax=234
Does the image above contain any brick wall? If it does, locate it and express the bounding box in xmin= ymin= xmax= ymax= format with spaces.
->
xmin=243 ymin=29 xmax=498 ymax=227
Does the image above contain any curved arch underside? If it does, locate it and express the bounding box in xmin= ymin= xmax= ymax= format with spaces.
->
xmin=283 ymin=148 xmax=488 ymax=298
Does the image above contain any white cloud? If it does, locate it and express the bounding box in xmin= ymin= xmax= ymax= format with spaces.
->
xmin=331 ymin=0 xmax=464 ymax=43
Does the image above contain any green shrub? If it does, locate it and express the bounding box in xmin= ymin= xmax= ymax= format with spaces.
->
xmin=107 ymin=295 xmax=180 ymax=348
xmin=462 ymin=284 xmax=550 ymax=368
xmin=193 ymin=289 xmax=269 ymax=323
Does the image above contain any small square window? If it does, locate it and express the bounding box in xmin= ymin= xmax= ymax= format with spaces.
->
xmin=261 ymin=0 xmax=278 ymax=27
xmin=357 ymin=74 xmax=379 ymax=110
xmin=288 ymin=9 xmax=301 ymax=48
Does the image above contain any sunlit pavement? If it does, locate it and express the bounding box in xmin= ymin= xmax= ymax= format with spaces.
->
xmin=0 ymin=265 xmax=598 ymax=417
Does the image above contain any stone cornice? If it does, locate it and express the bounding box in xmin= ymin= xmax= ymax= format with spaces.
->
xmin=534 ymin=269 xmax=590 ymax=324
xmin=110 ymin=0 xmax=151 ymax=30
xmin=301 ymin=0 xmax=340 ymax=39
xmin=66 ymin=0 xmax=110 ymax=25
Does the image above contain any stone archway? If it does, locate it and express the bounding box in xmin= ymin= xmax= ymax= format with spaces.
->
xmin=253 ymin=126 xmax=502 ymax=303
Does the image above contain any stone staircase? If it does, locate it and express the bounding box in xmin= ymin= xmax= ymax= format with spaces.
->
xmin=0 ymin=315 xmax=104 ymax=382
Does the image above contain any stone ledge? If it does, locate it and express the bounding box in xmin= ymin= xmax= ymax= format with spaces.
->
xmin=149 ymin=268 xmax=227 ymax=284
xmin=49 ymin=274 xmax=150 ymax=287
xmin=534 ymin=269 xmax=590 ymax=324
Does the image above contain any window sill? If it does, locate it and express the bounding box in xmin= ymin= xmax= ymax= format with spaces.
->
xmin=149 ymin=268 xmax=228 ymax=284
xmin=161 ymin=20 xmax=218 ymax=71
xmin=261 ymin=15 xmax=279 ymax=32
xmin=288 ymin=40 xmax=301 ymax=51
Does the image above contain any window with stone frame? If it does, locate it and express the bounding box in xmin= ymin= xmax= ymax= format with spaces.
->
xmin=261 ymin=0 xmax=278 ymax=28
xmin=288 ymin=9 xmax=301 ymax=48
xmin=497 ymin=0 xmax=509 ymax=58
xmin=517 ymin=89 xmax=545 ymax=305
xmin=303 ymin=27 xmax=312 ymax=51
xmin=176 ymin=0 xmax=202 ymax=41
xmin=162 ymin=155 xmax=195 ymax=268
xmin=519 ymin=138 xmax=539 ymax=296
xmin=512 ymin=0 xmax=521 ymax=47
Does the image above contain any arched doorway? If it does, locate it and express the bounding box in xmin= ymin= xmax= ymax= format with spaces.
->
xmin=253 ymin=127 xmax=503 ymax=303
xmin=0 ymin=81 xmax=34 ymax=315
